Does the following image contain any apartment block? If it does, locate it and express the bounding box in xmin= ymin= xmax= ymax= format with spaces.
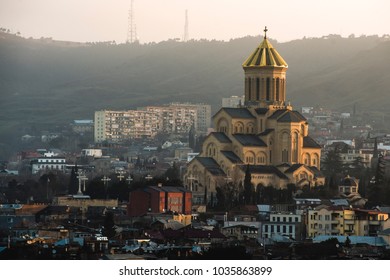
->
xmin=94 ymin=103 xmax=211 ymax=143
xmin=94 ymin=110 xmax=160 ymax=143
xmin=146 ymin=103 xmax=211 ymax=134
xmin=307 ymin=205 xmax=390 ymax=238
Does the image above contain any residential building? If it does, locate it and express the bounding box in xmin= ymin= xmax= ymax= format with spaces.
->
xmin=81 ymin=149 xmax=103 ymax=158
xmin=94 ymin=109 xmax=160 ymax=142
xmin=221 ymin=225 xmax=259 ymax=240
xmin=222 ymin=95 xmax=245 ymax=108
xmin=127 ymin=185 xmax=192 ymax=217
xmin=71 ymin=120 xmax=94 ymax=134
xmin=31 ymin=156 xmax=66 ymax=174
xmin=261 ymin=212 xmax=304 ymax=241
xmin=307 ymin=205 xmax=390 ymax=238
xmin=94 ymin=103 xmax=211 ymax=143
xmin=184 ymin=29 xmax=324 ymax=204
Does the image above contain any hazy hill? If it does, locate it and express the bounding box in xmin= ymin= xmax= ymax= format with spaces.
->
xmin=0 ymin=32 xmax=389 ymax=153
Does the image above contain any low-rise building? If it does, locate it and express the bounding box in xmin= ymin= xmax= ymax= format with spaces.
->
xmin=307 ymin=205 xmax=390 ymax=238
xmin=127 ymin=185 xmax=192 ymax=217
xmin=31 ymin=156 xmax=67 ymax=174
xmin=261 ymin=212 xmax=304 ymax=241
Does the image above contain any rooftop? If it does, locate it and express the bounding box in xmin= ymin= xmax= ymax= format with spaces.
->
xmin=242 ymin=33 xmax=288 ymax=68
xmin=232 ymin=134 xmax=267 ymax=147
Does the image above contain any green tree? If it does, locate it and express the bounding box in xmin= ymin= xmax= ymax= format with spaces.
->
xmin=103 ymin=212 xmax=116 ymax=239
xmin=165 ymin=162 xmax=181 ymax=185
xmin=68 ymin=166 xmax=79 ymax=194
xmin=243 ymin=164 xmax=253 ymax=204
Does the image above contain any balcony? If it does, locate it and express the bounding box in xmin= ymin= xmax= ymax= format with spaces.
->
xmin=330 ymin=219 xmax=339 ymax=224
xmin=330 ymin=229 xmax=340 ymax=234
xmin=369 ymin=220 xmax=380 ymax=226
xmin=344 ymin=219 xmax=355 ymax=225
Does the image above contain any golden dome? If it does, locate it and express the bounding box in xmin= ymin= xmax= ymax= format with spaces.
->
xmin=242 ymin=28 xmax=288 ymax=68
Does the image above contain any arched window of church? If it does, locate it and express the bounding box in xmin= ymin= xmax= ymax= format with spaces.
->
xmin=276 ymin=78 xmax=280 ymax=101
xmin=248 ymin=78 xmax=252 ymax=100
xmin=282 ymin=149 xmax=288 ymax=162
xmin=266 ymin=78 xmax=270 ymax=100
xmin=245 ymin=151 xmax=255 ymax=164
xmin=281 ymin=132 xmax=289 ymax=162
xmin=292 ymin=132 xmax=299 ymax=162
xmin=312 ymin=153 xmax=319 ymax=167
xmin=256 ymin=78 xmax=260 ymax=100
xmin=303 ymin=153 xmax=310 ymax=165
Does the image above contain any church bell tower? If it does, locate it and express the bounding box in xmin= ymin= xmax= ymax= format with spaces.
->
xmin=242 ymin=27 xmax=288 ymax=107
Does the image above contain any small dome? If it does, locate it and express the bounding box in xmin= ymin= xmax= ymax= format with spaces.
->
xmin=340 ymin=176 xmax=358 ymax=186
xmin=242 ymin=37 xmax=288 ymax=68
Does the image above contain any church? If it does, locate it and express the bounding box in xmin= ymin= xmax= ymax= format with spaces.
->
xmin=184 ymin=28 xmax=324 ymax=205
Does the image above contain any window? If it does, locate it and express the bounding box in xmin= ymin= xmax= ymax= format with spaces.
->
xmin=266 ymin=78 xmax=270 ymax=100
xmin=248 ymin=78 xmax=252 ymax=100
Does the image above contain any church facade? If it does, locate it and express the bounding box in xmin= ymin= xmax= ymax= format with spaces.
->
xmin=184 ymin=29 xmax=324 ymax=205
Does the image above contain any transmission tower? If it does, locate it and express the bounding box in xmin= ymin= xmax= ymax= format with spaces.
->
xmin=127 ymin=0 xmax=136 ymax=43
xmin=183 ymin=9 xmax=189 ymax=42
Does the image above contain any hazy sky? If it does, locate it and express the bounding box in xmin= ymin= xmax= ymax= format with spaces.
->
xmin=0 ymin=0 xmax=389 ymax=43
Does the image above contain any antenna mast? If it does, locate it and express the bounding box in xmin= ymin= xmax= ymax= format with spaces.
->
xmin=127 ymin=0 xmax=136 ymax=43
xmin=183 ymin=9 xmax=189 ymax=42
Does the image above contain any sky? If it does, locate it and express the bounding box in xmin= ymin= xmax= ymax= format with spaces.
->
xmin=0 ymin=0 xmax=389 ymax=44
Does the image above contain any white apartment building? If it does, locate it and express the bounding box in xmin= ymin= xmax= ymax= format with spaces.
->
xmin=261 ymin=212 xmax=304 ymax=241
xmin=31 ymin=157 xmax=67 ymax=174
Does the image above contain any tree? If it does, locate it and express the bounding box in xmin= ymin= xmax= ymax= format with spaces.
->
xmin=345 ymin=236 xmax=351 ymax=248
xmin=322 ymin=148 xmax=343 ymax=177
xmin=243 ymin=164 xmax=253 ymax=204
xmin=68 ymin=166 xmax=79 ymax=194
xmin=188 ymin=124 xmax=196 ymax=149
xmin=165 ymin=162 xmax=181 ymax=185
xmin=102 ymin=212 xmax=116 ymax=239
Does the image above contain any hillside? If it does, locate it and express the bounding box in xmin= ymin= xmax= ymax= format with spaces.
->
xmin=0 ymin=32 xmax=389 ymax=153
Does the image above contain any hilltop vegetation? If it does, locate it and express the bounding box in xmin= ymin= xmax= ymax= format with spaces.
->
xmin=0 ymin=31 xmax=390 ymax=155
